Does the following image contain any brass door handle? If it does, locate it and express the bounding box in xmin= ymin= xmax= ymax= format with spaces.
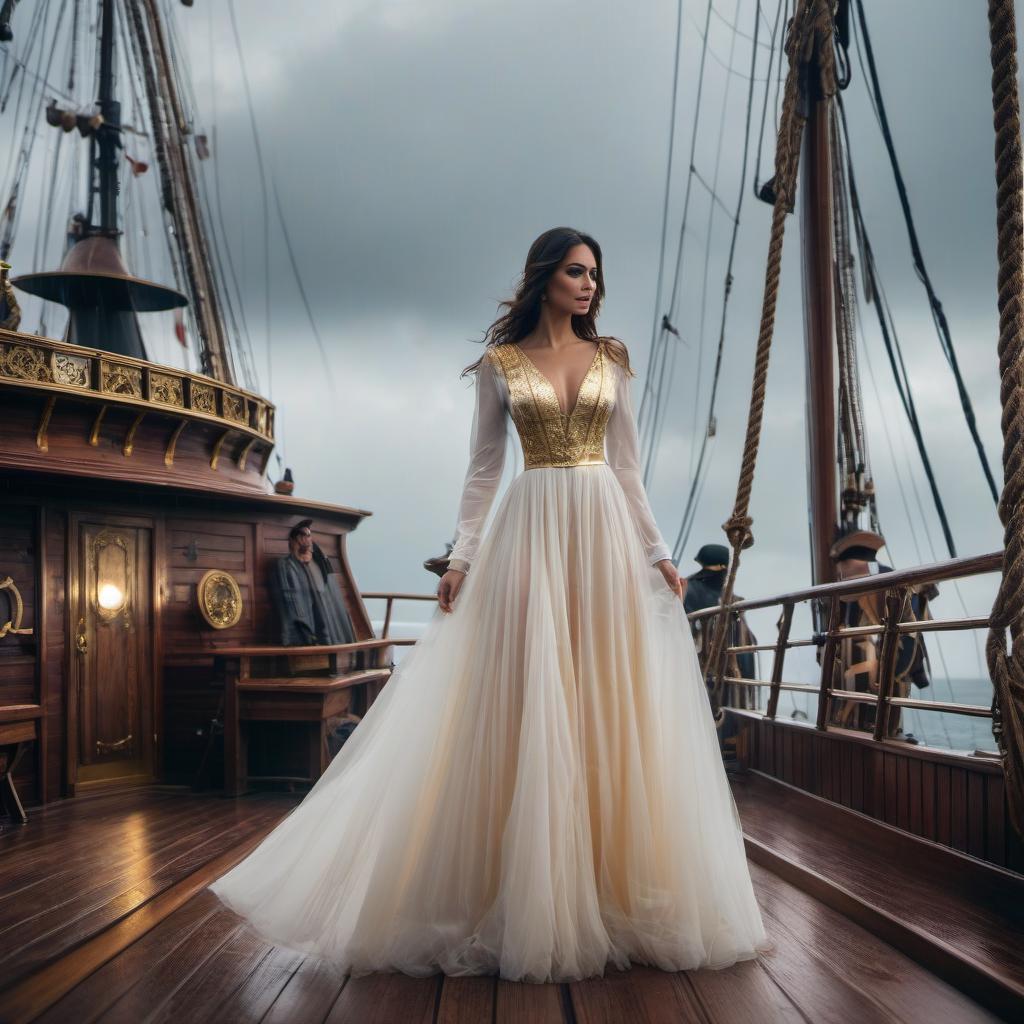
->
xmin=76 ymin=617 xmax=88 ymax=655
xmin=96 ymin=734 xmax=132 ymax=753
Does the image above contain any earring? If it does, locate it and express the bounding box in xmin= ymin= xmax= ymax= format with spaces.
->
xmin=541 ymin=294 xmax=547 ymax=302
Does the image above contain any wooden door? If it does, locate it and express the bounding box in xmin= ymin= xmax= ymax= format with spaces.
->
xmin=71 ymin=516 xmax=154 ymax=789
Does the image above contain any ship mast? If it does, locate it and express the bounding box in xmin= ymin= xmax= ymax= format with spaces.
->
xmin=13 ymin=0 xmax=188 ymax=361
xmin=800 ymin=5 xmax=840 ymax=587
xmin=124 ymin=0 xmax=236 ymax=384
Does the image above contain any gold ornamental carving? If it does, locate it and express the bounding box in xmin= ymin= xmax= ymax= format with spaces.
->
xmin=0 ymin=332 xmax=276 ymax=446
xmin=2 ymin=344 xmax=52 ymax=382
xmin=191 ymin=382 xmax=216 ymax=414
xmin=52 ymin=353 xmax=89 ymax=387
xmin=222 ymin=392 xmax=248 ymax=425
xmin=151 ymin=372 xmax=184 ymax=407
xmin=197 ymin=570 xmax=243 ymax=630
xmin=100 ymin=361 xmax=143 ymax=398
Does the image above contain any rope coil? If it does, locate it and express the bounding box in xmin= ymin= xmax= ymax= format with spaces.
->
xmin=986 ymin=0 xmax=1024 ymax=837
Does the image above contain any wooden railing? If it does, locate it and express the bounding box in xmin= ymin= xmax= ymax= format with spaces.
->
xmin=360 ymin=591 xmax=439 ymax=641
xmin=687 ymin=551 xmax=1002 ymax=745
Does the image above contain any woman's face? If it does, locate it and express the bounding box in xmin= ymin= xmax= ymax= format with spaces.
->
xmin=544 ymin=244 xmax=598 ymax=317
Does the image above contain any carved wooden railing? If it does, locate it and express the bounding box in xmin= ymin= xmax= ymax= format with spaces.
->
xmin=689 ymin=552 xmax=1003 ymax=749
xmin=0 ymin=327 xmax=275 ymax=446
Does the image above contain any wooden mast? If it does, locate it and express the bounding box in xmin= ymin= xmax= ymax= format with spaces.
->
xmin=125 ymin=0 xmax=237 ymax=385
xmin=800 ymin=10 xmax=839 ymax=586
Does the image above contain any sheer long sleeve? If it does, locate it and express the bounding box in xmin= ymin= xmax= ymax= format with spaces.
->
xmin=605 ymin=362 xmax=673 ymax=566
xmin=447 ymin=353 xmax=508 ymax=574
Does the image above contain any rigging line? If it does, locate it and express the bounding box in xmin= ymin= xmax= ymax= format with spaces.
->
xmin=671 ymin=0 xmax=743 ymax=494
xmin=860 ymin=322 xmax=972 ymax=744
xmin=0 ymin=0 xmax=48 ymax=194
xmin=0 ymin=0 xmax=52 ymax=108
xmin=66 ymin=0 xmax=79 ymax=91
xmin=686 ymin=16 xmax=775 ymax=82
xmin=688 ymin=164 xmax=737 ymax=221
xmin=645 ymin=0 xmax=775 ymax=486
xmin=1 ymin=0 xmax=69 ymax=252
xmin=226 ymin=0 xmax=271 ymax=395
xmin=163 ymin=0 xmax=259 ymax=389
xmin=202 ymin=6 xmax=258 ymax=392
xmin=673 ymin=0 xmax=762 ymax=560
xmin=770 ymin=1 xmax=789 ymax=156
xmin=643 ymin=0 xmax=684 ymax=436
xmin=838 ymin=95 xmax=957 ymax=559
xmin=852 ymin=0 xmax=998 ymax=503
xmin=641 ymin=0 xmax=713 ymax=434
xmin=710 ymin=0 xmax=775 ymax=48
xmin=752 ymin=0 xmax=785 ymax=197
xmin=0 ymin=42 xmax=78 ymax=105
xmin=268 ymin=175 xmax=338 ymax=396
xmin=117 ymin=0 xmax=158 ymax=284
xmin=639 ymin=0 xmax=714 ymax=470
xmin=867 ymin=323 xmax=974 ymax=741
xmin=32 ymin=121 xmax=62 ymax=272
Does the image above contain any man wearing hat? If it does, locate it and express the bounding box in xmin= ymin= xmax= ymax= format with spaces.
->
xmin=271 ymin=519 xmax=356 ymax=646
xmin=684 ymin=544 xmax=760 ymax=743
xmin=829 ymin=528 xmax=934 ymax=741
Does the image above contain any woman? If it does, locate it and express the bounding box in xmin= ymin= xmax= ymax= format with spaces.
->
xmin=210 ymin=227 xmax=772 ymax=983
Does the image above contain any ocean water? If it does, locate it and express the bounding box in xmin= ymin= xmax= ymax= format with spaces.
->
xmin=776 ymin=677 xmax=998 ymax=754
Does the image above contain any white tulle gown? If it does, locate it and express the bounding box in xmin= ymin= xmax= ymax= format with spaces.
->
xmin=209 ymin=338 xmax=772 ymax=983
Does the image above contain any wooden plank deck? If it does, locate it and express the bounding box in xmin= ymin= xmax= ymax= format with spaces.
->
xmin=0 ymin=785 xmax=1013 ymax=1023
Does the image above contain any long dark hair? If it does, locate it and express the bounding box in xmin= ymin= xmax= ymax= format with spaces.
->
xmin=461 ymin=226 xmax=634 ymax=379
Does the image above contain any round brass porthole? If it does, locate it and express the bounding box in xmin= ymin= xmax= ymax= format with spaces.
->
xmin=197 ymin=569 xmax=243 ymax=630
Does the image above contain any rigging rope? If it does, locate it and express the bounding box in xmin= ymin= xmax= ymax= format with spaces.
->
xmin=705 ymin=0 xmax=835 ymax=720
xmin=226 ymin=0 xmax=271 ymax=395
xmin=679 ymin=0 xmax=741 ymax=497
xmin=830 ymin=98 xmax=874 ymax=531
xmin=852 ymin=0 xmax=999 ymax=504
xmin=752 ymin=0 xmax=786 ymax=199
xmin=984 ymin=0 xmax=1024 ymax=837
xmin=836 ymin=93 xmax=958 ymax=559
xmin=643 ymin=0 xmax=684 ymax=443
xmin=673 ymin=0 xmax=764 ymax=560
xmin=640 ymin=0 xmax=713 ymax=454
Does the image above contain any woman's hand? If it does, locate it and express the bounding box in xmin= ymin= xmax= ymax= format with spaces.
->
xmin=655 ymin=558 xmax=687 ymax=601
xmin=437 ymin=568 xmax=466 ymax=613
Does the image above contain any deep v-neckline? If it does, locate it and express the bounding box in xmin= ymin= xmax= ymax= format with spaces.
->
xmin=514 ymin=341 xmax=602 ymax=420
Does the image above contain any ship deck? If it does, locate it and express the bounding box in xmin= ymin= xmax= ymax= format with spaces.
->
xmin=0 ymin=781 xmax=1016 ymax=1023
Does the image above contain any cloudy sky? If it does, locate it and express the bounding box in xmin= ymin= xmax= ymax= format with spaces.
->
xmin=4 ymin=1 xmax=1017 ymax=685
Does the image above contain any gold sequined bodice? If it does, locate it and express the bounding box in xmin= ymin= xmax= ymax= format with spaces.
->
xmin=487 ymin=340 xmax=615 ymax=469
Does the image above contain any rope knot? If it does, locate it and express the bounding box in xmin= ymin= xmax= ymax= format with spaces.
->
xmin=722 ymin=515 xmax=754 ymax=551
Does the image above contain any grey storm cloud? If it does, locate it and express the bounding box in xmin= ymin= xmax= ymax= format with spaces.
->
xmin=2 ymin=0 xmax=1014 ymax=683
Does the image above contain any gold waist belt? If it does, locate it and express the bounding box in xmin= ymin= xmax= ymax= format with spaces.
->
xmin=524 ymin=455 xmax=607 ymax=470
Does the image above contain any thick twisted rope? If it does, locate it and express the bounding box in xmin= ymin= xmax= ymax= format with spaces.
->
xmin=706 ymin=0 xmax=837 ymax=717
xmin=986 ymin=0 xmax=1024 ymax=837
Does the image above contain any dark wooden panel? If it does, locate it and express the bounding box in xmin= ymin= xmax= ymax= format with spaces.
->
xmin=738 ymin=716 xmax=1016 ymax=876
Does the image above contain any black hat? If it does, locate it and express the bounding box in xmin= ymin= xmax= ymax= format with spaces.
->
xmin=829 ymin=529 xmax=884 ymax=562
xmin=288 ymin=518 xmax=314 ymax=540
xmin=694 ymin=543 xmax=729 ymax=569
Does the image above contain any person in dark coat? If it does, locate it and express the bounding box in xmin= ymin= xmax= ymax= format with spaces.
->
xmin=272 ymin=519 xmax=356 ymax=646
xmin=829 ymin=529 xmax=935 ymax=742
xmin=684 ymin=544 xmax=759 ymax=747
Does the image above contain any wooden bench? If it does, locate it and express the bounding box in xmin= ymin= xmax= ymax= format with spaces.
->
xmin=212 ymin=639 xmax=417 ymax=796
xmin=232 ymin=669 xmax=390 ymax=793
